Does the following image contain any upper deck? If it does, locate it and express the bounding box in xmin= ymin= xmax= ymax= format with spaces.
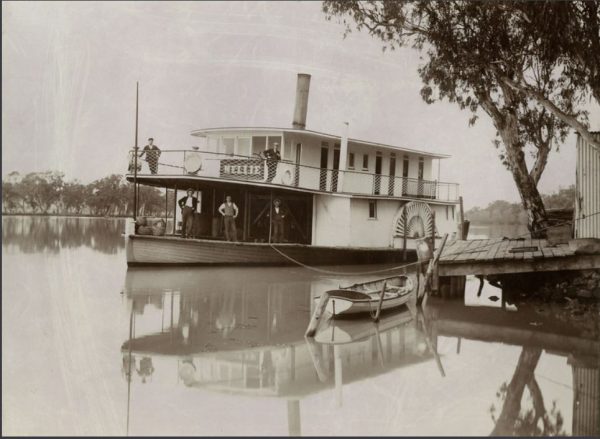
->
xmin=127 ymin=127 xmax=459 ymax=203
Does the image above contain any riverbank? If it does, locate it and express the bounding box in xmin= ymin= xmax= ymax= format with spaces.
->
xmin=2 ymin=212 xmax=173 ymax=219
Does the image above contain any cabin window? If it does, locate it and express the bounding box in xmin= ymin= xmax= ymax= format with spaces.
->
xmin=252 ymin=136 xmax=266 ymax=156
xmin=362 ymin=154 xmax=369 ymax=171
xmin=207 ymin=137 xmax=219 ymax=153
xmin=222 ymin=137 xmax=235 ymax=155
xmin=418 ymin=157 xmax=424 ymax=179
xmin=403 ymin=155 xmax=409 ymax=178
xmin=283 ymin=139 xmax=294 ymax=160
xmin=268 ymin=136 xmax=282 ymax=152
xmin=368 ymin=200 xmax=377 ymax=219
xmin=348 ymin=153 xmax=355 ymax=169
xmin=237 ymin=137 xmax=251 ymax=156
xmin=446 ymin=205 xmax=449 ymax=220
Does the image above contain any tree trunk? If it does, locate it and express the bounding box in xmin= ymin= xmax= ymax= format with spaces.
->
xmin=491 ymin=347 xmax=542 ymax=436
xmin=498 ymin=117 xmax=549 ymax=238
xmin=478 ymin=86 xmax=549 ymax=238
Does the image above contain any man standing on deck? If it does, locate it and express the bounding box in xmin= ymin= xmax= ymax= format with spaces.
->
xmin=218 ymin=195 xmax=239 ymax=241
xmin=269 ymin=198 xmax=286 ymax=243
xmin=139 ymin=137 xmax=161 ymax=174
xmin=178 ymin=189 xmax=198 ymax=238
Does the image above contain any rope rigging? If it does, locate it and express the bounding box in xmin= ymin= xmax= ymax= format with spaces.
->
xmin=268 ymin=210 xmax=600 ymax=277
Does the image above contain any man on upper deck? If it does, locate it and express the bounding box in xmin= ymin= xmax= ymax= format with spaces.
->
xmin=139 ymin=137 xmax=161 ymax=174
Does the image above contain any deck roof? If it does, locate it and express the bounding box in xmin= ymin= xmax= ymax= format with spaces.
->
xmin=191 ymin=126 xmax=451 ymax=159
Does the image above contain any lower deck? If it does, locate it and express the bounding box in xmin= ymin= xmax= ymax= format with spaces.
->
xmin=126 ymin=233 xmax=418 ymax=266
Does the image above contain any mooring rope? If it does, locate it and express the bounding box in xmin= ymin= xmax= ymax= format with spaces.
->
xmin=268 ymin=243 xmax=423 ymax=276
xmin=268 ymin=210 xmax=600 ymax=277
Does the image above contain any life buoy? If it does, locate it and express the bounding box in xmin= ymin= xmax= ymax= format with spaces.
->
xmin=274 ymin=163 xmax=295 ymax=185
xmin=281 ymin=169 xmax=293 ymax=185
xmin=184 ymin=152 xmax=203 ymax=174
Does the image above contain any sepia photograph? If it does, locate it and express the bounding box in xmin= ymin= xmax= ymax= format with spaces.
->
xmin=2 ymin=0 xmax=600 ymax=436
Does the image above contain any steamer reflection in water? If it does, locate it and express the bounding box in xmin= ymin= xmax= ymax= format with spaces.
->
xmin=120 ymin=266 xmax=436 ymax=436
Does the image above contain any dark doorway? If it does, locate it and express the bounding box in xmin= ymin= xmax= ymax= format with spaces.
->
xmin=402 ymin=156 xmax=409 ymax=196
xmin=320 ymin=146 xmax=329 ymax=191
xmin=331 ymin=147 xmax=340 ymax=192
xmin=388 ymin=154 xmax=396 ymax=196
xmin=418 ymin=157 xmax=424 ymax=197
xmin=294 ymin=143 xmax=302 ymax=187
xmin=374 ymin=152 xmax=382 ymax=195
xmin=246 ymin=191 xmax=312 ymax=244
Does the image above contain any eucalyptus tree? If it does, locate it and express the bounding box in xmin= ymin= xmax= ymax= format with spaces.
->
xmin=323 ymin=0 xmax=599 ymax=236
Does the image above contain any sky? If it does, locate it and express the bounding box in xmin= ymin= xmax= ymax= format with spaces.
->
xmin=3 ymin=1 xmax=599 ymax=209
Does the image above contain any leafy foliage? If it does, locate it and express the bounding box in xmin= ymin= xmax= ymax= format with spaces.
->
xmin=322 ymin=1 xmax=599 ymax=234
xmin=466 ymin=186 xmax=575 ymax=224
xmin=2 ymin=171 xmax=168 ymax=217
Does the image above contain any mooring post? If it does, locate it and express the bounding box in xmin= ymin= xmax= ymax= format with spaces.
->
xmin=305 ymin=291 xmax=330 ymax=337
xmin=402 ymin=207 xmax=408 ymax=261
xmin=431 ymin=210 xmax=436 ymax=253
xmin=417 ymin=233 xmax=448 ymax=307
xmin=459 ymin=195 xmax=465 ymax=240
xmin=173 ymin=186 xmax=178 ymax=235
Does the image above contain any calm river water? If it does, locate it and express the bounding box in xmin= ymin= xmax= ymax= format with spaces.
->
xmin=2 ymin=216 xmax=598 ymax=436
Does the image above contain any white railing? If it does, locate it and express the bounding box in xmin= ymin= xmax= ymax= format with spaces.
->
xmin=127 ymin=149 xmax=460 ymax=202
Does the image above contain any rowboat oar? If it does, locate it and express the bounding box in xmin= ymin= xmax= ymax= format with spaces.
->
xmin=373 ymin=281 xmax=387 ymax=322
xmin=417 ymin=307 xmax=445 ymax=378
xmin=417 ymin=233 xmax=449 ymax=307
xmin=305 ymin=291 xmax=330 ymax=337
xmin=304 ymin=336 xmax=329 ymax=382
xmin=373 ymin=324 xmax=385 ymax=368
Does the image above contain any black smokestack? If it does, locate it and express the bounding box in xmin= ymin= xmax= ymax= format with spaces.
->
xmin=292 ymin=73 xmax=311 ymax=130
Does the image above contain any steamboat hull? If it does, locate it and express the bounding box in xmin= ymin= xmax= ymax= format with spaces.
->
xmin=126 ymin=235 xmax=416 ymax=266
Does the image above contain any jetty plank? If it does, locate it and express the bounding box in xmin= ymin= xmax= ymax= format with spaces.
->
xmin=438 ymin=237 xmax=600 ymax=277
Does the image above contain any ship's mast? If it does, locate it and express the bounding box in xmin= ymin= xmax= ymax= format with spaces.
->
xmin=133 ymin=82 xmax=139 ymax=220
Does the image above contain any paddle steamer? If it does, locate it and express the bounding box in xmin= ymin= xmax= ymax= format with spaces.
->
xmin=125 ymin=74 xmax=461 ymax=265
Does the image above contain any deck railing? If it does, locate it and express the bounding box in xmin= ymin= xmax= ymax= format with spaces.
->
xmin=128 ymin=148 xmax=460 ymax=202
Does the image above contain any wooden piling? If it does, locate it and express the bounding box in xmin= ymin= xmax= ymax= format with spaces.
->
xmin=402 ymin=208 xmax=408 ymax=261
xmin=417 ymin=233 xmax=448 ymax=307
xmin=305 ymin=291 xmax=330 ymax=337
xmin=459 ymin=196 xmax=465 ymax=240
xmin=431 ymin=210 xmax=436 ymax=253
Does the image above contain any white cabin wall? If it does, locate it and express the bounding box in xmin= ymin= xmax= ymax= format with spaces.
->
xmin=430 ymin=204 xmax=458 ymax=238
xmin=291 ymin=133 xmax=321 ymax=168
xmin=408 ymin=156 xmax=419 ymax=179
xmin=312 ymin=194 xmax=351 ymax=246
xmin=349 ymin=198 xmax=403 ymax=247
xmin=424 ymin=158 xmax=433 ymax=180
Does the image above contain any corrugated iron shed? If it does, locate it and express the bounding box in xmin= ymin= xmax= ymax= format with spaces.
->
xmin=575 ymin=132 xmax=600 ymax=239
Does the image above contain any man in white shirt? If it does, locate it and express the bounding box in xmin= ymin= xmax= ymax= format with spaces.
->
xmin=218 ymin=195 xmax=239 ymax=241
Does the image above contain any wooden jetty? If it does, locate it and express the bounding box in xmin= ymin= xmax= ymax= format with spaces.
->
xmin=438 ymin=238 xmax=600 ymax=277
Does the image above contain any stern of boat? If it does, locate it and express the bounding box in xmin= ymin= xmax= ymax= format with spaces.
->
xmin=125 ymin=218 xmax=136 ymax=264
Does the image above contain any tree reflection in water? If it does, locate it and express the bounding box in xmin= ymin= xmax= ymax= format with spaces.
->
xmin=2 ymin=216 xmax=125 ymax=254
xmin=489 ymin=350 xmax=565 ymax=436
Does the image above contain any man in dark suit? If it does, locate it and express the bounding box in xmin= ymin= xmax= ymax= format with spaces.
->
xmin=178 ymin=189 xmax=198 ymax=238
xmin=139 ymin=137 xmax=161 ymax=174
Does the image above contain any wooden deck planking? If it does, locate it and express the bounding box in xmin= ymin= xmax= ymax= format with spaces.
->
xmin=512 ymin=238 xmax=525 ymax=261
xmin=532 ymin=239 xmax=545 ymax=259
xmin=438 ymin=237 xmax=599 ymax=276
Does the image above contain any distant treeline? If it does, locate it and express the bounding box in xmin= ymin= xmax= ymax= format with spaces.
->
xmin=2 ymin=171 xmax=173 ymax=217
xmin=466 ymin=186 xmax=575 ymax=224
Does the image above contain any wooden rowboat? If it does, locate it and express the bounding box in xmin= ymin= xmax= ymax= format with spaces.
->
xmin=316 ymin=275 xmax=414 ymax=317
